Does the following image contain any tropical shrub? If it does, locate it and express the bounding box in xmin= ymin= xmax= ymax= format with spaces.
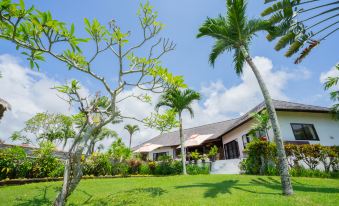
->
xmin=186 ymin=164 xmax=209 ymax=175
xmin=190 ymin=150 xmax=200 ymax=163
xmin=240 ymin=139 xmax=277 ymax=175
xmin=128 ymin=159 xmax=142 ymax=174
xmin=111 ymin=162 xmax=129 ymax=176
xmin=208 ymin=145 xmax=218 ymax=161
xmin=0 ymin=146 xmax=32 ymax=179
xmin=83 ymin=153 xmax=112 ymax=176
xmin=139 ymin=163 xmax=151 ymax=175
xmin=31 ymin=141 xmax=63 ymax=178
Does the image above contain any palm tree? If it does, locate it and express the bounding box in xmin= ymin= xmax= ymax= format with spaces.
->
xmin=124 ymin=124 xmax=140 ymax=149
xmin=197 ymin=0 xmax=293 ymax=195
xmin=155 ymin=88 xmax=200 ymax=175
xmin=262 ymin=0 xmax=339 ymax=63
xmin=324 ymin=64 xmax=339 ymax=119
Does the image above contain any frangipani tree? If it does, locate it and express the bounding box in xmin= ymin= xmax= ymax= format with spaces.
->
xmin=197 ymin=0 xmax=293 ymax=195
xmin=0 ymin=1 xmax=184 ymax=205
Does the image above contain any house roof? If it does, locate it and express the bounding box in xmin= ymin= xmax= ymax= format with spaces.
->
xmin=225 ymin=99 xmax=330 ymax=134
xmin=132 ymin=118 xmax=239 ymax=151
xmin=133 ymin=100 xmax=330 ymax=152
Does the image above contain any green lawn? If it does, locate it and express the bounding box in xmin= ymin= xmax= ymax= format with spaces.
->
xmin=0 ymin=175 xmax=338 ymax=206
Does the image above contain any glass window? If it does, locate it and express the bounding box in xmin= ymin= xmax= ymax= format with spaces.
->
xmin=153 ymin=152 xmax=169 ymax=161
xmin=291 ymin=123 xmax=319 ymax=141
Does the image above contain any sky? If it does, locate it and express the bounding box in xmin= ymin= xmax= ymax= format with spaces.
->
xmin=0 ymin=0 xmax=338 ymax=149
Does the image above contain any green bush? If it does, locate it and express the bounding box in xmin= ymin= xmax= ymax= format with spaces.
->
xmin=139 ymin=163 xmax=151 ymax=175
xmin=240 ymin=139 xmax=277 ymax=175
xmin=290 ymin=167 xmax=339 ymax=178
xmin=128 ymin=159 xmax=142 ymax=174
xmin=111 ymin=161 xmax=129 ymax=176
xmin=31 ymin=141 xmax=63 ymax=178
xmin=83 ymin=153 xmax=112 ymax=176
xmin=187 ymin=164 xmax=209 ymax=175
xmin=0 ymin=146 xmax=32 ymax=179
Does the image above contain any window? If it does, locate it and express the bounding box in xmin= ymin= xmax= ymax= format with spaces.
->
xmin=242 ymin=134 xmax=251 ymax=148
xmin=224 ymin=140 xmax=240 ymax=159
xmin=153 ymin=152 xmax=169 ymax=161
xmin=291 ymin=123 xmax=319 ymax=141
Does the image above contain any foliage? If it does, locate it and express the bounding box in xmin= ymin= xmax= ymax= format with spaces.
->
xmin=189 ymin=150 xmax=200 ymax=161
xmin=83 ymin=153 xmax=112 ymax=176
xmin=31 ymin=141 xmax=63 ymax=178
xmin=111 ymin=162 xmax=129 ymax=176
xmin=249 ymin=109 xmax=271 ymax=136
xmin=144 ymin=109 xmax=179 ymax=132
xmin=208 ymin=145 xmax=218 ymax=158
xmin=10 ymin=112 xmax=75 ymax=147
xmin=0 ymin=146 xmax=32 ymax=179
xmin=262 ymin=0 xmax=339 ymax=63
xmin=240 ymin=139 xmax=277 ymax=175
xmin=186 ymin=164 xmax=210 ymax=175
xmin=139 ymin=163 xmax=151 ymax=175
xmin=155 ymin=88 xmax=201 ymax=117
xmin=108 ymin=138 xmax=132 ymax=162
xmin=197 ymin=0 xmax=272 ymax=73
xmin=127 ymin=159 xmax=142 ymax=174
xmin=324 ymin=64 xmax=339 ymax=119
xmin=289 ymin=167 xmax=339 ymax=179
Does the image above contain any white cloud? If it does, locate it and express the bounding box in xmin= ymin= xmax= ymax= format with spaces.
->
xmin=0 ymin=54 xmax=76 ymax=142
xmin=320 ymin=63 xmax=339 ymax=89
xmin=199 ymin=56 xmax=310 ymax=117
xmin=0 ymin=54 xmax=312 ymax=150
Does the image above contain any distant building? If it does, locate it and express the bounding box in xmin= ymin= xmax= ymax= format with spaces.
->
xmin=0 ymin=143 xmax=69 ymax=160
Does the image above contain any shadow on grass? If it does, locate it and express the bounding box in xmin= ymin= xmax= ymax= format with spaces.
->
xmin=176 ymin=180 xmax=239 ymax=198
xmin=69 ymin=187 xmax=167 ymax=206
xmin=247 ymin=177 xmax=339 ymax=194
xmin=175 ymin=177 xmax=339 ymax=198
xmin=14 ymin=185 xmax=57 ymax=206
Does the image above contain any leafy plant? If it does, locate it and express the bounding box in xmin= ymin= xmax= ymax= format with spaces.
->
xmin=208 ymin=145 xmax=218 ymax=161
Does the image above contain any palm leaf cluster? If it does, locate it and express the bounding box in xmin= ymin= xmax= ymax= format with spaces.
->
xmin=156 ymin=88 xmax=201 ymax=117
xmin=197 ymin=0 xmax=272 ymax=74
xmin=324 ymin=64 xmax=339 ymax=119
xmin=262 ymin=0 xmax=339 ymax=64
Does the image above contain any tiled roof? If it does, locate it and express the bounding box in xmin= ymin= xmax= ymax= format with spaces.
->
xmin=133 ymin=100 xmax=330 ymax=151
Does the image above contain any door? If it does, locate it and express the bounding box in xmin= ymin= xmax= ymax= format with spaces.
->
xmin=224 ymin=140 xmax=240 ymax=159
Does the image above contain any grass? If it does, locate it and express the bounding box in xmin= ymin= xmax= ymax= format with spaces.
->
xmin=0 ymin=175 xmax=338 ymax=206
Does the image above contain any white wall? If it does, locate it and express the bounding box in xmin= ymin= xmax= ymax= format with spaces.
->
xmin=222 ymin=120 xmax=255 ymax=158
xmin=222 ymin=111 xmax=339 ymax=158
xmin=277 ymin=111 xmax=339 ymax=146
xmin=148 ymin=146 xmax=175 ymax=161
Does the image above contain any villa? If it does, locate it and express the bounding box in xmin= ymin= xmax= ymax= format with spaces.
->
xmin=133 ymin=100 xmax=339 ymax=173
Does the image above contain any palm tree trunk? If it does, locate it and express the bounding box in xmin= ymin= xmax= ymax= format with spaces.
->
xmin=129 ymin=134 xmax=132 ymax=149
xmin=179 ymin=113 xmax=187 ymax=175
xmin=240 ymin=46 xmax=293 ymax=195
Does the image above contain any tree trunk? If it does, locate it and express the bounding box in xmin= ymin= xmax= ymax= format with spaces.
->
xmin=240 ymin=46 xmax=293 ymax=195
xmin=129 ymin=134 xmax=132 ymax=149
xmin=179 ymin=113 xmax=187 ymax=175
xmin=54 ymin=129 xmax=93 ymax=206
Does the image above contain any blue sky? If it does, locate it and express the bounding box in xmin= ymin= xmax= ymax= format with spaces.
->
xmin=0 ymin=0 xmax=338 ymax=145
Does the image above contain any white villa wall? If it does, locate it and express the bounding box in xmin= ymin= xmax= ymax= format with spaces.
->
xmin=222 ymin=111 xmax=339 ymax=159
xmin=277 ymin=111 xmax=339 ymax=146
xmin=148 ymin=146 xmax=175 ymax=161
xmin=221 ymin=120 xmax=255 ymax=158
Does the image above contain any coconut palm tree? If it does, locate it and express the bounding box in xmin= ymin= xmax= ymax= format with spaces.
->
xmin=155 ymin=88 xmax=200 ymax=175
xmin=262 ymin=0 xmax=339 ymax=63
xmin=124 ymin=124 xmax=140 ymax=149
xmin=197 ymin=0 xmax=293 ymax=195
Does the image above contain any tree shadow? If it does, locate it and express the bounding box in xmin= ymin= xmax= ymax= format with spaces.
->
xmin=248 ymin=177 xmax=339 ymax=194
xmin=175 ymin=180 xmax=239 ymax=198
xmin=14 ymin=185 xmax=54 ymax=206
xmin=69 ymin=187 xmax=167 ymax=206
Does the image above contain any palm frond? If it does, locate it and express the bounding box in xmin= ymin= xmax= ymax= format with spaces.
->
xmin=294 ymin=39 xmax=319 ymax=64
xmin=233 ymin=47 xmax=246 ymax=75
xmin=209 ymin=39 xmax=232 ymax=66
